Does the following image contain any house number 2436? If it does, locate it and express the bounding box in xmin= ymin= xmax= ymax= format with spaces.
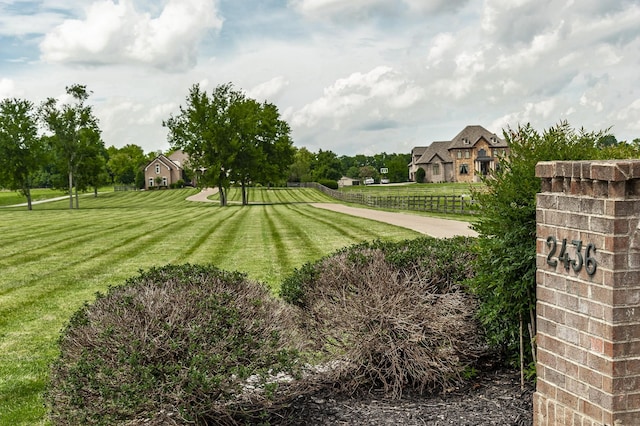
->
xmin=546 ymin=237 xmax=597 ymax=276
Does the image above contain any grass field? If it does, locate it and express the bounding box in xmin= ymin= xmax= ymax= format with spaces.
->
xmin=0 ymin=189 xmax=68 ymax=207
xmin=0 ymin=187 xmax=420 ymax=425
xmin=339 ymin=182 xmax=484 ymax=196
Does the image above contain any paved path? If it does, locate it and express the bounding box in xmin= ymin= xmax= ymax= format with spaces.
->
xmin=184 ymin=188 xmax=476 ymax=238
xmin=185 ymin=187 xmax=218 ymax=202
xmin=310 ymin=203 xmax=477 ymax=238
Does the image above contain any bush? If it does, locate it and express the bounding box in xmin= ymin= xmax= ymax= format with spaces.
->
xmin=280 ymin=237 xmax=485 ymax=398
xmin=468 ymin=122 xmax=626 ymax=374
xmin=415 ymin=167 xmax=425 ymax=183
xmin=46 ymin=264 xmax=314 ymax=425
xmin=317 ymin=178 xmax=338 ymax=189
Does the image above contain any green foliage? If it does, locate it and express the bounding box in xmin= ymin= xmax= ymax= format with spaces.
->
xmin=0 ymin=98 xmax=45 ymax=210
xmin=39 ymin=84 xmax=104 ymax=209
xmin=317 ymin=178 xmax=338 ymax=189
xmin=415 ymin=167 xmax=425 ymax=183
xmin=467 ymin=121 xmax=631 ymax=368
xmin=46 ymin=264 xmax=312 ymax=425
xmin=280 ymin=237 xmax=484 ymax=398
xmin=164 ymin=83 xmax=295 ymax=206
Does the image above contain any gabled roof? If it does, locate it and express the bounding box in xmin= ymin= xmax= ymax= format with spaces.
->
xmin=415 ymin=141 xmax=452 ymax=165
xmin=168 ymin=149 xmax=189 ymax=168
xmin=411 ymin=146 xmax=429 ymax=157
xmin=447 ymin=125 xmax=507 ymax=150
xmin=144 ymin=154 xmax=183 ymax=172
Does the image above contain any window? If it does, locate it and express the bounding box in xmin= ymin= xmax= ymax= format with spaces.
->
xmin=459 ymin=164 xmax=469 ymax=175
xmin=433 ymin=163 xmax=440 ymax=175
xmin=155 ymin=164 xmax=160 ymax=174
xmin=465 ymin=150 xmax=470 ymax=159
xmin=162 ymin=176 xmax=168 ymax=186
xmin=457 ymin=151 xmax=462 ymax=159
xmin=149 ymin=177 xmax=154 ymax=187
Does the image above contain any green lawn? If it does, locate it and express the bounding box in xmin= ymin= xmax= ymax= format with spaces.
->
xmin=0 ymin=189 xmax=68 ymax=207
xmin=0 ymin=187 xmax=419 ymax=425
xmin=339 ymin=182 xmax=484 ymax=196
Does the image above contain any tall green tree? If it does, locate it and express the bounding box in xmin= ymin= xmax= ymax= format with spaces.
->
xmin=107 ymin=144 xmax=147 ymax=185
xmin=164 ymin=83 xmax=243 ymax=206
xmin=467 ymin=121 xmax=636 ymax=380
xmin=165 ymin=83 xmax=294 ymax=206
xmin=311 ymin=149 xmax=343 ymax=181
xmin=39 ymin=84 xmax=102 ymax=209
xmin=252 ymin=102 xmax=295 ymax=187
xmin=0 ymin=98 xmax=45 ymax=210
xmin=75 ymin=129 xmax=109 ymax=197
xmin=288 ymin=147 xmax=314 ymax=182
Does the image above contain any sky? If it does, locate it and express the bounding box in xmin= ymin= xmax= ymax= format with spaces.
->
xmin=0 ymin=0 xmax=639 ymax=156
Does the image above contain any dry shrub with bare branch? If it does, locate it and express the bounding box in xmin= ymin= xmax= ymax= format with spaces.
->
xmin=281 ymin=237 xmax=486 ymax=399
xmin=46 ymin=264 xmax=316 ymax=425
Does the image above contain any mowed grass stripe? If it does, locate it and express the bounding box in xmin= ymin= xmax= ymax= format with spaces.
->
xmin=0 ymin=188 xmax=419 ymax=425
xmin=261 ymin=206 xmax=292 ymax=282
xmin=172 ymin=206 xmax=251 ymax=264
xmin=0 ymin=207 xmax=213 ymax=329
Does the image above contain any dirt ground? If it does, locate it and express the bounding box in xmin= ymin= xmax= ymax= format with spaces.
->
xmin=286 ymin=368 xmax=534 ymax=425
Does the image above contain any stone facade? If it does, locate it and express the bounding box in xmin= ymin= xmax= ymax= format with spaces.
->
xmin=408 ymin=125 xmax=508 ymax=183
xmin=535 ymin=160 xmax=640 ymax=426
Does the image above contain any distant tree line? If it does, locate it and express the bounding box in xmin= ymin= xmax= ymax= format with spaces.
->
xmin=287 ymin=148 xmax=411 ymax=185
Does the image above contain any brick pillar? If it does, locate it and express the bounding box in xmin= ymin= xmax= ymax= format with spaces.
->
xmin=535 ymin=160 xmax=640 ymax=426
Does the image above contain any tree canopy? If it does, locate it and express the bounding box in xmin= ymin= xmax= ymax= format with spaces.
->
xmin=164 ymin=83 xmax=295 ymax=206
xmin=0 ymin=98 xmax=45 ymax=210
xmin=39 ymin=84 xmax=104 ymax=209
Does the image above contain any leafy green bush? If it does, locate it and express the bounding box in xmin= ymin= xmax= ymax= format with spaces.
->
xmin=468 ymin=121 xmax=636 ymax=374
xmin=317 ymin=178 xmax=338 ymax=189
xmin=415 ymin=167 xmax=425 ymax=183
xmin=281 ymin=237 xmax=485 ymax=398
xmin=46 ymin=264 xmax=313 ymax=425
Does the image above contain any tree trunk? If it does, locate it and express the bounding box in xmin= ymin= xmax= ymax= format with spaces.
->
xmin=217 ymin=183 xmax=226 ymax=207
xmin=24 ymin=186 xmax=32 ymax=211
xmin=94 ymin=186 xmax=98 ymax=197
xmin=68 ymin=169 xmax=74 ymax=210
xmin=241 ymin=181 xmax=248 ymax=205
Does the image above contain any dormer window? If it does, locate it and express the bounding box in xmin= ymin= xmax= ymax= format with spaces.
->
xmin=463 ymin=138 xmax=470 ymax=145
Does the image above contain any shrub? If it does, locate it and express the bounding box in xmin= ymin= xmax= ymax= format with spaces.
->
xmin=415 ymin=167 xmax=425 ymax=183
xmin=468 ymin=122 xmax=628 ymax=376
xmin=46 ymin=264 xmax=314 ymax=425
xmin=280 ymin=237 xmax=485 ymax=398
xmin=317 ymin=178 xmax=338 ymax=189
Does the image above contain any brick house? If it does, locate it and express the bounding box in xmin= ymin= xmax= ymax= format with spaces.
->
xmin=409 ymin=125 xmax=509 ymax=183
xmin=143 ymin=150 xmax=190 ymax=189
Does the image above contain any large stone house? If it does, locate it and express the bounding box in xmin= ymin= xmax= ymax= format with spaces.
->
xmin=408 ymin=125 xmax=509 ymax=183
xmin=143 ymin=150 xmax=190 ymax=189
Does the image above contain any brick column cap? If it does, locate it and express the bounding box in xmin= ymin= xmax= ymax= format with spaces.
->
xmin=536 ymin=160 xmax=640 ymax=182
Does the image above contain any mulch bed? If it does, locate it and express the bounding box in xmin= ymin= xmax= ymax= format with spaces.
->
xmin=283 ymin=368 xmax=534 ymax=425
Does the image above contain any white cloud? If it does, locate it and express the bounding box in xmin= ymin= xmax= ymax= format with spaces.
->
xmin=289 ymin=0 xmax=469 ymax=21
xmin=292 ymin=66 xmax=424 ymax=128
xmin=0 ymin=79 xmax=18 ymax=99
xmin=2 ymin=0 xmax=640 ymax=156
xmin=40 ymin=0 xmax=223 ymax=71
xmin=426 ymin=33 xmax=455 ymax=65
xmin=247 ymin=77 xmax=289 ymax=101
